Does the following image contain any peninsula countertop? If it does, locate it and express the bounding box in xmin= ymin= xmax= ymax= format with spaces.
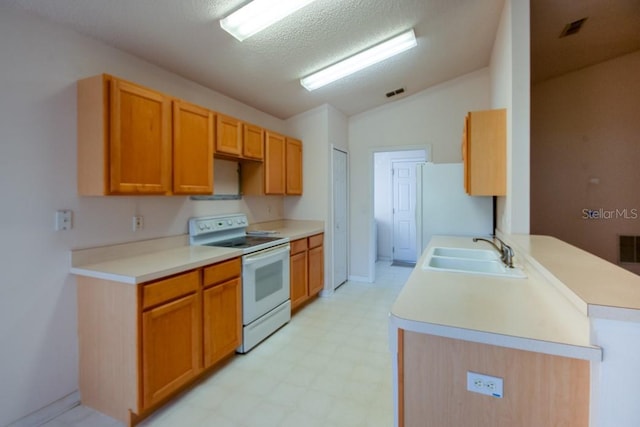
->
xmin=70 ymin=219 xmax=324 ymax=284
xmin=390 ymin=235 xmax=603 ymax=361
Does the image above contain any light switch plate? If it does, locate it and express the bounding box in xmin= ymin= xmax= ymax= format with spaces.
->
xmin=55 ymin=209 xmax=73 ymax=231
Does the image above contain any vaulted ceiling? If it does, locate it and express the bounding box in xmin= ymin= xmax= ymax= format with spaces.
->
xmin=4 ymin=0 xmax=639 ymax=119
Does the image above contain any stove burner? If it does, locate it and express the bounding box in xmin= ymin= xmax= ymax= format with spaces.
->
xmin=204 ymin=235 xmax=285 ymax=249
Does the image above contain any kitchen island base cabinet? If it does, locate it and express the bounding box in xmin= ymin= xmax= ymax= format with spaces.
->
xmin=399 ymin=331 xmax=590 ymax=427
xmin=77 ymin=258 xmax=241 ymax=427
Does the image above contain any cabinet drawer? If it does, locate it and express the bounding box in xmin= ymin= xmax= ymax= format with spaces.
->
xmin=203 ymin=258 xmax=241 ymax=288
xmin=290 ymin=238 xmax=308 ymax=255
xmin=143 ymin=270 xmax=200 ymax=309
xmin=308 ymin=233 xmax=323 ymax=249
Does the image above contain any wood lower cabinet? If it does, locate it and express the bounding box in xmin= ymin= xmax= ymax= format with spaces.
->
xmin=141 ymin=289 xmax=202 ymax=408
xmin=77 ymin=74 xmax=213 ymax=196
xmin=76 ymin=257 xmax=241 ymax=426
xmin=290 ymin=238 xmax=309 ymax=309
xmin=290 ymin=233 xmax=324 ymax=310
xmin=202 ymin=258 xmax=242 ymax=368
xmin=462 ymin=108 xmax=506 ymax=196
xmin=308 ymin=234 xmax=324 ymax=296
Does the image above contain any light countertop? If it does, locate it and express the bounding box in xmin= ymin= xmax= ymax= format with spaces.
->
xmin=390 ymin=235 xmax=603 ymax=361
xmin=507 ymin=234 xmax=640 ymax=321
xmin=70 ymin=219 xmax=324 ymax=285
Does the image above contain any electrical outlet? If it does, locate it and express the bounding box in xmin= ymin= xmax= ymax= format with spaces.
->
xmin=132 ymin=215 xmax=144 ymax=231
xmin=55 ymin=209 xmax=73 ymax=231
xmin=467 ymin=371 xmax=503 ymax=398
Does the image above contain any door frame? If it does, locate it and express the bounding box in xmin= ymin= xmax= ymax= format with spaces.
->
xmin=327 ymin=145 xmax=349 ymax=295
xmin=369 ymin=145 xmax=430 ymax=282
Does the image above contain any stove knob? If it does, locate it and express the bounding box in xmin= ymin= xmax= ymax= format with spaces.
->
xmin=227 ymin=220 xmax=233 ymax=226
xmin=198 ymin=224 xmax=205 ymax=231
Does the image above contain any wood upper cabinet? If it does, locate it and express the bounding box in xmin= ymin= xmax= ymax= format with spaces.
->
xmin=172 ymin=101 xmax=214 ymax=195
xmin=462 ymin=108 xmax=506 ymax=196
xmin=264 ymin=131 xmax=286 ymax=194
xmin=77 ymin=74 xmax=213 ymax=196
xmin=215 ymin=113 xmax=242 ymax=157
xmin=243 ymin=123 xmax=264 ymax=160
xmin=241 ymin=131 xmax=303 ymax=196
xmin=286 ymin=137 xmax=303 ymax=195
xmin=202 ymin=258 xmax=242 ymax=368
xmin=141 ymin=270 xmax=202 ymax=409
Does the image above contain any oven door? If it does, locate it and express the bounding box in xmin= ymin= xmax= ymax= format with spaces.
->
xmin=242 ymin=243 xmax=290 ymax=325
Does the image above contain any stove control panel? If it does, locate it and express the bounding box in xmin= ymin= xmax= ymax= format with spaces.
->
xmin=189 ymin=213 xmax=248 ymax=238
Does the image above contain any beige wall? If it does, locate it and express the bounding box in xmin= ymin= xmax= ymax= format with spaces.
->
xmin=531 ymin=50 xmax=640 ymax=274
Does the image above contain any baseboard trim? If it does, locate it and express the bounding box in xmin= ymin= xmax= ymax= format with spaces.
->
xmin=8 ymin=391 xmax=80 ymax=427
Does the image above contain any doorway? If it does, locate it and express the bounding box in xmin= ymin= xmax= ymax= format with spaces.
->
xmin=373 ymin=149 xmax=427 ymax=265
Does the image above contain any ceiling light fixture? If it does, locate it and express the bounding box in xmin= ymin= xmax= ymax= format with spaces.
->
xmin=300 ymin=29 xmax=417 ymax=91
xmin=220 ymin=0 xmax=318 ymax=42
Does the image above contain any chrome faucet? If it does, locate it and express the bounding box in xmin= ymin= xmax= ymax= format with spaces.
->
xmin=473 ymin=236 xmax=515 ymax=268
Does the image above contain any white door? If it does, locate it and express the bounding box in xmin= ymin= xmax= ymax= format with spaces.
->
xmin=332 ymin=148 xmax=348 ymax=290
xmin=392 ymin=161 xmax=418 ymax=263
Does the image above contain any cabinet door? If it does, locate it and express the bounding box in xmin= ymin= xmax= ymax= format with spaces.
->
xmin=173 ymin=101 xmax=214 ymax=195
xmin=286 ymin=138 xmax=303 ymax=195
xmin=264 ymin=132 xmax=286 ymax=194
xmin=203 ymin=278 xmax=241 ymax=368
xmin=308 ymin=244 xmax=324 ymax=297
xmin=216 ymin=114 xmax=242 ymax=157
xmin=290 ymin=250 xmax=308 ymax=309
xmin=464 ymin=109 xmax=506 ymax=196
xmin=109 ymin=78 xmax=172 ymax=194
xmin=243 ymin=123 xmax=264 ymax=160
xmin=142 ymin=292 xmax=202 ymax=409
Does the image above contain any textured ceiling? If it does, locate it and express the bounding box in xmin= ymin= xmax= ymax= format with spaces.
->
xmin=4 ymin=0 xmax=638 ymax=119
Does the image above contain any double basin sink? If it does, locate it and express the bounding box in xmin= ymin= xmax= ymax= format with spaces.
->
xmin=423 ymin=245 xmax=526 ymax=279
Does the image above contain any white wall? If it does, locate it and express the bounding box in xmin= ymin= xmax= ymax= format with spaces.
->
xmin=285 ymin=104 xmax=349 ymax=293
xmin=0 ymin=7 xmax=288 ymax=425
xmin=489 ymin=0 xmax=530 ymax=234
xmin=348 ymin=69 xmax=491 ymax=280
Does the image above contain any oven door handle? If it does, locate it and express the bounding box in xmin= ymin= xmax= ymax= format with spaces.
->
xmin=243 ymin=244 xmax=290 ymax=265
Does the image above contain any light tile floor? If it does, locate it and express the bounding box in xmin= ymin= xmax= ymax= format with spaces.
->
xmin=42 ymin=262 xmax=411 ymax=427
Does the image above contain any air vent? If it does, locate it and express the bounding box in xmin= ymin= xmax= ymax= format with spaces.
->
xmin=386 ymin=87 xmax=406 ymax=98
xmin=560 ymin=17 xmax=588 ymax=38
xmin=619 ymin=235 xmax=640 ymax=264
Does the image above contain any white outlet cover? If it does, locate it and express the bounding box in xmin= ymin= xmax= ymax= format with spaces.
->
xmin=466 ymin=371 xmax=503 ymax=398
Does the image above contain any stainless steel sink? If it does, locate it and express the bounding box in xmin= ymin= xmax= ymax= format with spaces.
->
xmin=423 ymin=246 xmax=526 ymax=278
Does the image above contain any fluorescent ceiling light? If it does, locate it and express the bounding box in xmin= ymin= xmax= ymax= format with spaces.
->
xmin=300 ymin=29 xmax=417 ymax=91
xmin=220 ymin=0 xmax=318 ymax=41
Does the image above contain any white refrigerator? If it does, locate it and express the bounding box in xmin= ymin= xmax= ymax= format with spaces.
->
xmin=415 ymin=162 xmax=494 ymax=258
